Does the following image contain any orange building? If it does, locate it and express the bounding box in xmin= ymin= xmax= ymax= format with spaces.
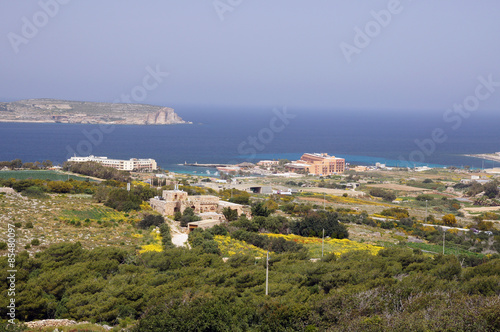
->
xmin=297 ymin=153 xmax=345 ymax=175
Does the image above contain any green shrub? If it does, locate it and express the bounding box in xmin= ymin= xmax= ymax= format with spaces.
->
xmin=369 ymin=188 xmax=396 ymax=201
xmin=416 ymin=194 xmax=434 ymax=201
xmin=22 ymin=186 xmax=48 ymax=198
xmin=380 ymin=207 xmax=410 ymax=219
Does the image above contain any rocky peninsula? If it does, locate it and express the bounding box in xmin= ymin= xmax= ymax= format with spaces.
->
xmin=0 ymin=99 xmax=192 ymax=125
xmin=466 ymin=152 xmax=500 ymax=163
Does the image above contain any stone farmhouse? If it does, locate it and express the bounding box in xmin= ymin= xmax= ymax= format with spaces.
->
xmin=149 ymin=185 xmax=246 ymax=219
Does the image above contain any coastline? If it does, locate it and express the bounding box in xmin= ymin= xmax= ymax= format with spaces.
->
xmin=464 ymin=153 xmax=500 ymax=163
xmin=0 ymin=119 xmax=58 ymax=123
xmin=0 ymin=119 xmax=193 ymax=125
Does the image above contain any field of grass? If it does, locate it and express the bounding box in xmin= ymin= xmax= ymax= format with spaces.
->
xmin=0 ymin=170 xmax=91 ymax=181
xmin=61 ymin=205 xmax=126 ymax=221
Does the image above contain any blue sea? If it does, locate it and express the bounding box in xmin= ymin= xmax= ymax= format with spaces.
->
xmin=1 ymin=107 xmax=499 ymax=174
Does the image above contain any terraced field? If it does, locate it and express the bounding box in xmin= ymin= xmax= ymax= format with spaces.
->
xmin=0 ymin=193 xmax=144 ymax=254
xmin=60 ymin=206 xmax=126 ymax=221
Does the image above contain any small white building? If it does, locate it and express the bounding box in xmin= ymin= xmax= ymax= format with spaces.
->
xmin=257 ymin=160 xmax=280 ymax=167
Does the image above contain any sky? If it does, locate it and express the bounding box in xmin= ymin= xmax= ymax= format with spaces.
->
xmin=1 ymin=0 xmax=499 ymax=112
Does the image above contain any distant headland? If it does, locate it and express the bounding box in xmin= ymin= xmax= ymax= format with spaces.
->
xmin=466 ymin=152 xmax=500 ymax=163
xmin=0 ymin=98 xmax=192 ymax=125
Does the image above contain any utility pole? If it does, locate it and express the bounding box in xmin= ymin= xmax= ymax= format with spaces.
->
xmin=265 ymin=251 xmax=269 ymax=296
xmin=322 ymin=229 xmax=325 ymax=257
xmin=443 ymin=230 xmax=445 ymax=255
xmin=425 ymin=200 xmax=428 ymax=223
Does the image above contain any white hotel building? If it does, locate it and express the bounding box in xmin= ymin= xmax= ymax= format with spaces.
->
xmin=68 ymin=155 xmax=157 ymax=171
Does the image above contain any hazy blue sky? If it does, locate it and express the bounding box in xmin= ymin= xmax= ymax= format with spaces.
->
xmin=1 ymin=0 xmax=499 ymax=112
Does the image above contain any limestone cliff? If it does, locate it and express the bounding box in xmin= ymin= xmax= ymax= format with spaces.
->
xmin=145 ymin=108 xmax=187 ymax=125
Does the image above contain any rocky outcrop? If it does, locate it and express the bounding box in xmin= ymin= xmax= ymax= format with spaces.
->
xmin=0 ymin=99 xmax=192 ymax=125
xmin=145 ymin=108 xmax=189 ymax=125
xmin=25 ymin=319 xmax=90 ymax=329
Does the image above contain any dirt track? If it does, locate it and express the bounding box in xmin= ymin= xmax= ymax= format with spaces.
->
xmin=367 ymin=184 xmax=431 ymax=192
xmin=463 ymin=206 xmax=500 ymax=213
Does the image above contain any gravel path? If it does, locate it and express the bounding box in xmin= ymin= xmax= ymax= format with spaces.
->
xmin=169 ymin=221 xmax=189 ymax=247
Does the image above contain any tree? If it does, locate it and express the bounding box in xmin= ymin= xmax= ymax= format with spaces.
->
xmin=104 ymin=188 xmax=141 ymax=212
xmin=230 ymin=215 xmax=259 ymax=232
xmin=159 ymin=223 xmax=174 ymax=249
xmin=255 ymin=215 xmax=290 ymax=234
xmin=173 ymin=211 xmax=182 ymax=221
xmin=416 ymin=194 xmax=434 ymax=201
xmin=66 ymin=161 xmax=131 ymax=182
xmin=251 ymin=202 xmax=271 ymax=217
xmin=180 ymin=207 xmax=201 ymax=227
xmin=467 ymin=181 xmax=484 ymax=197
xmin=369 ymin=188 xmax=396 ymax=201
xmin=222 ymin=207 xmax=238 ymax=221
xmin=137 ymin=214 xmax=165 ymax=229
xmin=483 ymin=181 xmax=499 ymax=199
xmin=0 ymin=161 xmax=11 ymax=169
xmin=442 ymin=214 xmax=457 ymax=226
xmin=10 ymin=159 xmax=22 ymax=169
xmin=23 ymin=162 xmax=35 ymax=169
xmin=263 ymin=199 xmax=278 ymax=213
xmin=291 ymin=212 xmax=348 ymax=239
xmin=93 ymin=186 xmax=110 ymax=203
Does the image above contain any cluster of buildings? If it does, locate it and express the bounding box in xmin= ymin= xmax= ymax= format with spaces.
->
xmin=67 ymin=155 xmax=157 ymax=171
xmin=284 ymin=153 xmax=345 ymax=176
xmin=149 ymin=184 xmax=247 ymax=232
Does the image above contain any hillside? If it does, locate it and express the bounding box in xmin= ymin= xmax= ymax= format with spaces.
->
xmin=0 ymin=99 xmax=192 ymax=125
xmin=0 ymin=166 xmax=499 ymax=330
